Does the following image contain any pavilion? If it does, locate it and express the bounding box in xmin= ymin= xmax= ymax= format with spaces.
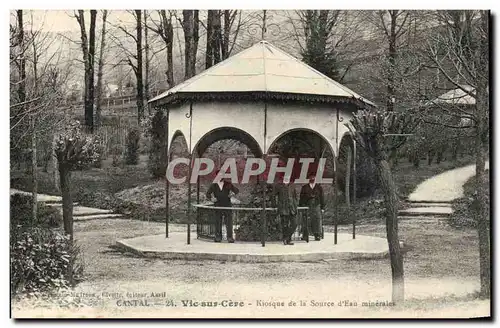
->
xmin=148 ymin=41 xmax=374 ymax=246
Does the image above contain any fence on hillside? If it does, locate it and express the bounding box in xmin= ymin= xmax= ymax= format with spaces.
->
xmin=94 ymin=122 xmax=141 ymax=158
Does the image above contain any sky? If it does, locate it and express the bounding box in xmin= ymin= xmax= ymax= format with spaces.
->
xmin=10 ymin=10 xmax=138 ymax=33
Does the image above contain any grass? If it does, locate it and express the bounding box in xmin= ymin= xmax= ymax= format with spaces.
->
xmin=10 ymin=155 xmax=153 ymax=210
xmin=449 ymin=169 xmax=490 ymax=228
xmin=392 ymin=155 xmax=475 ymax=197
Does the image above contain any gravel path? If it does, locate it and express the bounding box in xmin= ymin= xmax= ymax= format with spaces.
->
xmin=408 ymin=162 xmax=489 ymax=202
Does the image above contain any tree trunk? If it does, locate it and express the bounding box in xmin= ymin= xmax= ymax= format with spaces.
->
xmin=166 ymin=14 xmax=174 ymax=87
xmin=58 ymin=164 xmax=74 ymax=285
xmin=16 ymin=10 xmax=26 ymax=109
xmin=31 ymin=118 xmax=37 ymax=223
xmin=475 ymin=133 xmax=489 ymax=299
xmin=76 ymin=11 xmax=90 ymax=130
xmin=59 ymin=165 xmax=73 ymax=241
xmin=158 ymin=10 xmax=174 ymax=87
xmin=474 ymin=11 xmax=490 ymax=299
xmin=144 ymin=9 xmax=150 ymax=114
xmin=95 ymin=10 xmax=107 ymax=129
xmin=475 ymin=37 xmax=490 ymax=298
xmin=375 ymin=157 xmax=404 ymax=303
xmin=436 ymin=149 xmax=444 ymax=164
xmin=413 ymin=149 xmax=420 ymax=168
xmin=212 ymin=11 xmax=222 ymax=65
xmin=386 ymin=10 xmax=397 ymax=112
xmin=222 ymin=10 xmax=231 ymax=59
xmin=87 ymin=10 xmax=97 ymax=133
xmin=205 ymin=10 xmax=214 ymax=69
xmin=135 ymin=10 xmax=144 ymax=123
xmin=52 ymin=135 xmax=60 ymax=192
xmin=182 ymin=10 xmax=199 ymax=79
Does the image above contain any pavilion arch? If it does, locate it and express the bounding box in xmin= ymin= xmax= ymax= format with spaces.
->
xmin=266 ymin=128 xmax=337 ymax=179
xmin=169 ymin=130 xmax=189 ymax=158
xmin=192 ymin=126 xmax=264 ymax=158
xmin=267 ymin=128 xmax=336 ymax=158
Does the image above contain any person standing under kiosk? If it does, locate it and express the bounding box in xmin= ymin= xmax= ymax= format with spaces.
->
xmin=299 ymin=172 xmax=325 ymax=241
xmin=272 ymin=175 xmax=298 ymax=245
xmin=206 ymin=170 xmax=239 ymax=243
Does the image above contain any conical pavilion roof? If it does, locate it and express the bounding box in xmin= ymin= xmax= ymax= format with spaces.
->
xmin=149 ymin=41 xmax=374 ymax=108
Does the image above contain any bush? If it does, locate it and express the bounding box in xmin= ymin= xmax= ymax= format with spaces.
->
xmin=91 ymin=135 xmax=105 ymax=168
xmin=73 ymin=190 xmax=119 ymax=210
xmin=146 ymin=110 xmax=167 ymax=178
xmin=449 ymin=171 xmax=490 ymax=228
xmin=10 ymin=227 xmax=83 ymax=297
xmin=125 ymin=129 xmax=141 ymax=165
xmin=10 ymin=193 xmax=84 ymax=297
xmin=355 ymin=146 xmax=379 ymax=198
xmin=10 ymin=194 xmax=62 ymax=228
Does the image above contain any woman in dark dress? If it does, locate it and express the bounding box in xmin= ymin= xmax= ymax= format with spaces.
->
xmin=299 ymin=172 xmax=325 ymax=241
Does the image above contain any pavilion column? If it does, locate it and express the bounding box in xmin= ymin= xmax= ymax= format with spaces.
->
xmin=195 ymin=149 xmax=201 ymax=240
xmin=334 ymin=108 xmax=342 ymax=245
xmin=186 ymin=102 xmax=193 ymax=245
xmin=261 ymin=101 xmax=268 ymax=247
xmin=165 ymin=106 xmax=170 ymax=238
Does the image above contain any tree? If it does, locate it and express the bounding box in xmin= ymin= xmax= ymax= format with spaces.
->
xmin=205 ymin=10 xmax=222 ymax=69
xmin=110 ymin=10 xmax=145 ymax=123
xmin=363 ymin=10 xmax=423 ymax=165
xmin=376 ymin=10 xmax=411 ymax=112
xmin=348 ymin=108 xmax=420 ymax=303
xmin=135 ymin=10 xmax=145 ymax=122
xmin=299 ymin=10 xmax=341 ymax=80
xmin=286 ymin=10 xmax=364 ymax=83
xmin=147 ymin=10 xmax=175 ymax=88
xmin=11 ymin=10 xmax=72 ymax=223
xmin=95 ymin=10 xmax=108 ymax=128
xmin=55 ymin=121 xmax=101 ymax=240
xmin=144 ymin=10 xmax=150 ymax=108
xmin=74 ymin=10 xmax=97 ymax=133
xmin=147 ymin=109 xmax=168 ymax=178
xmin=424 ymin=10 xmax=490 ymax=298
xmin=221 ymin=10 xmax=239 ymax=60
xmin=181 ymin=10 xmax=200 ymax=79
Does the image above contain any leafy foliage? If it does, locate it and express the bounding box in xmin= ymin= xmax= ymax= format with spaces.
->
xmin=145 ymin=110 xmax=167 ymax=178
xmin=10 ymin=227 xmax=83 ymax=297
xmin=54 ymin=120 xmax=102 ymax=170
xmin=449 ymin=170 xmax=490 ymax=228
xmin=10 ymin=193 xmax=62 ymax=228
xmin=355 ymin=145 xmax=380 ymax=198
xmin=235 ymin=182 xmax=283 ymax=241
xmin=348 ymin=108 xmax=420 ymax=160
xmin=298 ymin=10 xmax=342 ymax=81
xmin=10 ymin=195 xmax=83 ymax=298
xmin=125 ymin=128 xmax=141 ymax=165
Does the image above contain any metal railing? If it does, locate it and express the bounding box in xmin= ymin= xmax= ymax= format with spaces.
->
xmin=192 ymin=203 xmax=324 ymax=243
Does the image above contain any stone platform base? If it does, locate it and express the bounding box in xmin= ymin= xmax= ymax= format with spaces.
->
xmin=116 ymin=232 xmax=391 ymax=263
